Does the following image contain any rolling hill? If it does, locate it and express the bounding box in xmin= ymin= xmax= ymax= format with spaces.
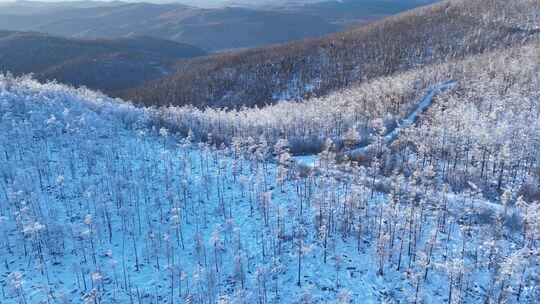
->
xmin=0 ymin=31 xmax=206 ymax=92
xmin=122 ymin=0 xmax=540 ymax=108
xmin=0 ymin=1 xmax=441 ymax=94
xmin=0 ymin=1 xmax=436 ymax=51
xmin=0 ymin=2 xmax=338 ymax=51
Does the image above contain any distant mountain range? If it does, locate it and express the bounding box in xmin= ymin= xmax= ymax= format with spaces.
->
xmin=0 ymin=0 xmax=440 ymax=95
xmin=0 ymin=31 xmax=205 ymax=92
xmin=0 ymin=0 xmax=437 ymax=51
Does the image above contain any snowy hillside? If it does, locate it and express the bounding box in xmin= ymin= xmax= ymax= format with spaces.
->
xmin=1 ymin=75 xmax=539 ymax=303
xmin=0 ymin=75 xmax=385 ymax=303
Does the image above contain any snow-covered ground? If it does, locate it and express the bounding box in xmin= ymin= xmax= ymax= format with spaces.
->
xmin=0 ymin=76 xmax=386 ymax=303
xmin=0 ymin=76 xmax=538 ymax=303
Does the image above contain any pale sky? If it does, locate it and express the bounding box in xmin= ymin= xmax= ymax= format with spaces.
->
xmin=0 ymin=0 xmax=307 ymax=8
xmin=0 ymin=0 xmax=315 ymax=4
xmin=0 ymin=0 xmax=255 ymax=6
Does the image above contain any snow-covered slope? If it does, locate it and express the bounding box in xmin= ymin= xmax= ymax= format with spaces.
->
xmin=348 ymin=80 xmax=457 ymax=160
xmin=0 ymin=76 xmax=383 ymax=303
xmin=1 ymin=76 xmax=538 ymax=303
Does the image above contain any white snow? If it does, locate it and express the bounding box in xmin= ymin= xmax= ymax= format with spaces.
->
xmin=0 ymin=76 xmax=537 ymax=304
xmin=346 ymin=81 xmax=457 ymax=159
xmin=0 ymin=76 xmax=388 ymax=303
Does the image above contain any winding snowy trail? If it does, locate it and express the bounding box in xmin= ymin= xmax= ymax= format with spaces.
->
xmin=349 ymin=80 xmax=457 ymax=159
xmin=294 ymin=80 xmax=457 ymax=166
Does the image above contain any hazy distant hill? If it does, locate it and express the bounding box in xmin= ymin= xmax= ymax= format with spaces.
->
xmin=0 ymin=31 xmax=205 ymax=91
xmin=0 ymin=1 xmax=435 ymax=51
xmin=0 ymin=2 xmax=337 ymax=51
xmin=284 ymin=0 xmax=439 ymax=26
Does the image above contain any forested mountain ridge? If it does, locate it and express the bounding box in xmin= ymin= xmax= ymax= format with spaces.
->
xmin=0 ymin=1 xmax=441 ymax=95
xmin=0 ymin=31 xmax=206 ymax=92
xmin=1 ymin=48 xmax=539 ymax=302
xmin=148 ymin=38 xmax=540 ymax=197
xmin=129 ymin=0 xmax=540 ymax=201
xmin=123 ymin=0 xmax=540 ymax=108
